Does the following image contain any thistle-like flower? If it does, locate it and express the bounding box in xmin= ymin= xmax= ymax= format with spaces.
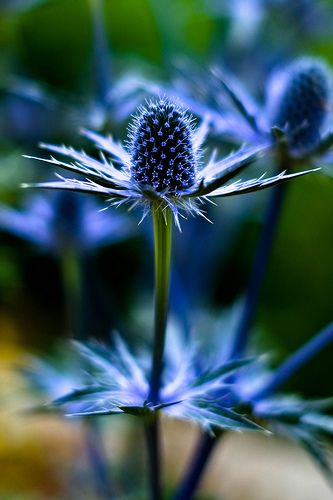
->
xmin=169 ymin=58 xmax=333 ymax=161
xmin=268 ymin=58 xmax=331 ymax=153
xmin=25 ymin=334 xmax=264 ymax=434
xmin=23 ymin=98 xmax=317 ymax=228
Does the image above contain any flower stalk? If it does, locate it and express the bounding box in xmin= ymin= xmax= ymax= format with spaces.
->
xmin=228 ymin=180 xmax=287 ymax=359
xmin=174 ymin=431 xmax=221 ymax=500
xmin=251 ymin=320 xmax=333 ymax=401
xmin=143 ymin=205 xmax=173 ymax=500
xmin=144 ymin=414 xmax=162 ymax=500
xmin=175 ymin=161 xmax=290 ymax=499
xmin=90 ymin=0 xmax=111 ymax=108
xmin=148 ymin=204 xmax=173 ymax=404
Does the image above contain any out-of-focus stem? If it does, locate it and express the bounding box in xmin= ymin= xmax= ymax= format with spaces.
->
xmin=228 ymin=181 xmax=287 ymax=358
xmin=60 ymin=245 xmax=83 ymax=339
xmin=175 ymin=171 xmax=288 ymax=500
xmin=84 ymin=420 xmax=114 ymax=499
xmin=250 ymin=321 xmax=333 ymax=401
xmin=90 ymin=0 xmax=111 ymax=107
xmin=173 ymin=432 xmax=219 ymax=500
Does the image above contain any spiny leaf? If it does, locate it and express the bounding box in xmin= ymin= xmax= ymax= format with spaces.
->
xmin=211 ymin=67 xmax=260 ymax=132
xmin=209 ymin=167 xmax=320 ymax=198
xmin=286 ymin=424 xmax=333 ymax=486
xmin=192 ymin=357 xmax=255 ymax=388
xmin=195 ymin=144 xmax=268 ymax=196
xmin=52 ymin=386 xmax=106 ymax=406
xmin=302 ymin=413 xmax=333 ymax=434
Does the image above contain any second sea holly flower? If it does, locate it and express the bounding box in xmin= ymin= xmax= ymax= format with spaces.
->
xmin=170 ymin=57 xmax=333 ymax=162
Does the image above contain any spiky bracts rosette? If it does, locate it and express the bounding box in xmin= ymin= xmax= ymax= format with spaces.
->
xmin=24 ymin=334 xmax=266 ymax=433
xmin=23 ymin=98 xmax=317 ymax=228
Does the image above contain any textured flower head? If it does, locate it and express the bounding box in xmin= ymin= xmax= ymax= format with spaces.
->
xmin=169 ymin=57 xmax=333 ymax=160
xmin=129 ymin=100 xmax=197 ymax=193
xmin=24 ymin=97 xmax=316 ymax=228
xmin=267 ymin=58 xmax=331 ymax=153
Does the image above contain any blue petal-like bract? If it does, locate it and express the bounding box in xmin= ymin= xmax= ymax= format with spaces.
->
xmin=272 ymin=58 xmax=331 ymax=151
xmin=129 ymin=99 xmax=196 ymax=193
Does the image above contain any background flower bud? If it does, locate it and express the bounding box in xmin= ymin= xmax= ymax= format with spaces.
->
xmin=271 ymin=58 xmax=331 ymax=152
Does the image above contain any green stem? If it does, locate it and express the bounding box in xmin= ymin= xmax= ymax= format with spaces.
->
xmin=144 ymin=415 xmax=162 ymax=500
xmin=60 ymin=245 xmax=82 ymax=339
xmin=144 ymin=205 xmax=172 ymax=500
xmin=148 ymin=205 xmax=173 ymax=405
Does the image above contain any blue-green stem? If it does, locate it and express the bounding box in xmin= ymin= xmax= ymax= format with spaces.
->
xmin=175 ymin=168 xmax=288 ymax=500
xmin=228 ymin=181 xmax=287 ymax=358
xmin=144 ymin=205 xmax=172 ymax=500
xmin=144 ymin=415 xmax=162 ymax=500
xmin=251 ymin=320 xmax=333 ymax=401
xmin=174 ymin=431 xmax=220 ymax=500
xmin=61 ymin=246 xmax=83 ymax=339
xmin=90 ymin=0 xmax=112 ymax=108
xmin=148 ymin=205 xmax=173 ymax=404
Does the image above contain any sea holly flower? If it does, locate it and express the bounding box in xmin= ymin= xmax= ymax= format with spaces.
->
xmin=268 ymin=58 xmax=331 ymax=153
xmin=175 ymin=319 xmax=333 ymax=499
xmin=169 ymin=58 xmax=333 ymax=163
xmin=23 ymin=98 xmax=317 ymax=229
xmin=26 ymin=334 xmax=265 ymax=434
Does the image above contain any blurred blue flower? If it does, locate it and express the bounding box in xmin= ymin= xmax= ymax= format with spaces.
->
xmin=176 ymin=317 xmax=333 ymax=498
xmin=229 ymin=319 xmax=333 ymax=480
xmin=26 ymin=333 xmax=264 ymax=434
xmin=0 ymin=191 xmax=133 ymax=254
xmin=168 ymin=57 xmax=333 ymax=161
xmin=204 ymin=0 xmax=331 ymax=46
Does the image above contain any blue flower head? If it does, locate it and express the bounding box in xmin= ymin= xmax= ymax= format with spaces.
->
xmin=129 ymin=100 xmax=197 ymax=193
xmin=268 ymin=58 xmax=331 ymax=152
xmin=169 ymin=57 xmax=333 ymax=160
xmin=24 ymin=97 xmax=316 ymax=229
